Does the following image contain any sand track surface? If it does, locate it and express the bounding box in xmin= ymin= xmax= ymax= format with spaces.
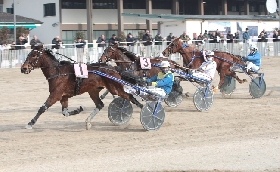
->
xmin=0 ymin=57 xmax=279 ymax=172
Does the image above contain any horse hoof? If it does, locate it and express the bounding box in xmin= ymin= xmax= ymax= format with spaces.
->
xmin=79 ymin=106 xmax=84 ymax=112
xmin=25 ymin=125 xmax=32 ymax=129
xmin=86 ymin=121 xmax=91 ymax=130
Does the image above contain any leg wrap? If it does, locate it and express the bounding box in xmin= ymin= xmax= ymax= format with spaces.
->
xmin=88 ymin=108 xmax=99 ymax=122
xmin=62 ymin=108 xmax=70 ymax=117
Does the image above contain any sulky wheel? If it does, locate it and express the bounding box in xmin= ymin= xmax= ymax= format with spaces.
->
xmin=164 ymin=91 xmax=183 ymax=107
xmin=249 ymin=76 xmax=266 ymax=98
xmin=220 ymin=76 xmax=236 ymax=96
xmin=108 ymin=97 xmax=133 ymax=126
xmin=140 ymin=101 xmax=165 ymax=131
xmin=193 ymin=87 xmax=214 ymax=112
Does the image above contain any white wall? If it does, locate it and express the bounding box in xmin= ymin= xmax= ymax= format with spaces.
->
xmin=3 ymin=0 xmax=60 ymax=44
xmin=159 ymin=21 xmax=186 ymax=38
xmin=61 ymin=9 xmax=171 ymax=24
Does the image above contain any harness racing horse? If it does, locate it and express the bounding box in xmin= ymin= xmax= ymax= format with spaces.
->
xmin=21 ymin=45 xmax=143 ymax=129
xmin=99 ymin=44 xmax=185 ymax=107
xmin=162 ymin=38 xmax=247 ymax=88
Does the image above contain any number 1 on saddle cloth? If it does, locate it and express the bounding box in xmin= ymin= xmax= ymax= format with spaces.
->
xmin=74 ymin=63 xmax=88 ymax=78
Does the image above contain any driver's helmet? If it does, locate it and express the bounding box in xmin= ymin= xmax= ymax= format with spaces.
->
xmin=206 ymin=51 xmax=214 ymax=61
xmin=250 ymin=44 xmax=258 ymax=52
xmin=160 ymin=61 xmax=170 ymax=68
xmin=206 ymin=51 xmax=214 ymax=56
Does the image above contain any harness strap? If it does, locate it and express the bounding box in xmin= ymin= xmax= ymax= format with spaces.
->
xmin=47 ymin=73 xmax=74 ymax=80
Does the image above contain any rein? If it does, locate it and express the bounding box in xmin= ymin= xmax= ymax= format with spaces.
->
xmin=28 ymin=48 xmax=75 ymax=80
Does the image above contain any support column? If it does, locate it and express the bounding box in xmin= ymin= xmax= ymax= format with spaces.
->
xmin=117 ymin=0 xmax=124 ymax=34
xmin=171 ymin=0 xmax=179 ymax=14
xmin=198 ymin=0 xmax=204 ymax=15
xmin=86 ymin=0 xmax=93 ymax=44
xmin=146 ymin=0 xmax=152 ymax=32
xmin=244 ymin=0 xmax=249 ymax=15
xmin=157 ymin=21 xmax=161 ymax=33
xmin=222 ymin=0 xmax=227 ymax=15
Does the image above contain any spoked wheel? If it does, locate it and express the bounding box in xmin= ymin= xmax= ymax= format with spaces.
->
xmin=108 ymin=97 xmax=133 ymax=126
xmin=249 ymin=77 xmax=266 ymax=98
xmin=193 ymin=87 xmax=214 ymax=112
xmin=164 ymin=91 xmax=183 ymax=107
xmin=220 ymin=76 xmax=236 ymax=96
xmin=140 ymin=101 xmax=165 ymax=131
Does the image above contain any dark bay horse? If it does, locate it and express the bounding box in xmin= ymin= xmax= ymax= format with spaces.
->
xmin=21 ymin=45 xmax=143 ymax=129
xmin=99 ymin=44 xmax=184 ymax=95
xmin=100 ymin=44 xmax=185 ymax=78
xmin=162 ymin=38 xmax=247 ymax=88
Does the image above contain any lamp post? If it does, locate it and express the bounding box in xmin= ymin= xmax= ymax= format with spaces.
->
xmin=13 ymin=0 xmax=16 ymax=42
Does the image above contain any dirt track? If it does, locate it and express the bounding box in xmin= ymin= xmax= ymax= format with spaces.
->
xmin=0 ymin=57 xmax=280 ymax=172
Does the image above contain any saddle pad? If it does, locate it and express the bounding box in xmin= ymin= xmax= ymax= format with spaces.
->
xmin=74 ymin=63 xmax=88 ymax=78
xmin=140 ymin=57 xmax=151 ymax=69
xmin=202 ymin=50 xmax=207 ymax=61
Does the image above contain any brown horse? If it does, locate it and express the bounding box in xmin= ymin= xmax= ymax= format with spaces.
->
xmin=162 ymin=38 xmax=247 ymax=88
xmin=99 ymin=44 xmax=184 ymax=95
xmin=100 ymin=44 xmax=185 ymax=78
xmin=21 ymin=45 xmax=143 ymax=129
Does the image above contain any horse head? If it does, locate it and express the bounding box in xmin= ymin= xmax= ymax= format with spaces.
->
xmin=162 ymin=38 xmax=183 ymax=57
xmin=21 ymin=44 xmax=45 ymax=74
xmin=99 ymin=44 xmax=119 ymax=63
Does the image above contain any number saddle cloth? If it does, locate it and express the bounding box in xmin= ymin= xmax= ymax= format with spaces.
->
xmin=74 ymin=63 xmax=88 ymax=78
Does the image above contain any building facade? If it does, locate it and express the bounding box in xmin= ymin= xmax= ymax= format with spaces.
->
xmin=1 ymin=0 xmax=275 ymax=44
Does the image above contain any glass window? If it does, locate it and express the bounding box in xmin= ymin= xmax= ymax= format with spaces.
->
xmin=0 ymin=4 xmax=3 ymax=13
xmin=62 ymin=0 xmax=86 ymax=9
xmin=152 ymin=0 xmax=171 ymax=9
xmin=124 ymin=0 xmax=145 ymax=9
xmin=6 ymin=8 xmax=14 ymax=14
xmin=44 ymin=3 xmax=56 ymax=17
xmin=93 ymin=0 xmax=116 ymax=9
xmin=259 ymin=5 xmax=265 ymax=12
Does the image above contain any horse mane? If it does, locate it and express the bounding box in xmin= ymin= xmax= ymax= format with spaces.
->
xmin=116 ymin=47 xmax=138 ymax=61
xmin=43 ymin=48 xmax=59 ymax=62
xmin=214 ymin=51 xmax=244 ymax=64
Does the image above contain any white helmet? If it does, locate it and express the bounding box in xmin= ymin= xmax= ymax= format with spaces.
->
xmin=160 ymin=61 xmax=170 ymax=68
xmin=206 ymin=51 xmax=214 ymax=56
xmin=250 ymin=44 xmax=258 ymax=51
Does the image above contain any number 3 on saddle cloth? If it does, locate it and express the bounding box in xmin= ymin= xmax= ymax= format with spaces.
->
xmin=74 ymin=63 xmax=88 ymax=78
xmin=140 ymin=57 xmax=151 ymax=69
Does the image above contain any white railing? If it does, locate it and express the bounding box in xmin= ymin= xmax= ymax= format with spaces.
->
xmin=0 ymin=42 xmax=279 ymax=68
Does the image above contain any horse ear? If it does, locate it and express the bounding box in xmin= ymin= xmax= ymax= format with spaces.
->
xmin=113 ymin=44 xmax=118 ymax=48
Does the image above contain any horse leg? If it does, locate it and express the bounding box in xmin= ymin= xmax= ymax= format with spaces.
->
xmin=225 ymin=70 xmax=247 ymax=84
xmin=100 ymin=89 xmax=109 ymax=99
xmin=218 ymin=70 xmax=226 ymax=89
xmin=26 ymin=93 xmax=62 ymax=129
xmin=60 ymin=96 xmax=84 ymax=117
xmin=85 ymin=88 xmax=105 ymax=130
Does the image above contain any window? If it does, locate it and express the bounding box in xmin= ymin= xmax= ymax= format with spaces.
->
xmin=0 ymin=4 xmax=3 ymax=13
xmin=124 ymin=0 xmax=145 ymax=9
xmin=259 ymin=5 xmax=265 ymax=12
xmin=62 ymin=0 xmax=86 ymax=9
xmin=44 ymin=3 xmax=56 ymax=17
xmin=152 ymin=0 xmax=171 ymax=9
xmin=93 ymin=0 xmax=116 ymax=9
xmin=232 ymin=6 xmax=236 ymax=12
xmin=6 ymin=8 xmax=14 ymax=14
xmin=249 ymin=3 xmax=257 ymax=12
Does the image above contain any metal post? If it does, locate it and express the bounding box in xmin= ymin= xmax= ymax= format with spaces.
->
xmin=86 ymin=0 xmax=93 ymax=47
xmin=279 ymin=0 xmax=280 ymax=30
xmin=13 ymin=0 xmax=16 ymax=42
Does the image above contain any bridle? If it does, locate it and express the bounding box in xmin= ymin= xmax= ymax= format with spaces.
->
xmin=26 ymin=49 xmax=44 ymax=70
xmin=100 ymin=46 xmax=115 ymax=62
